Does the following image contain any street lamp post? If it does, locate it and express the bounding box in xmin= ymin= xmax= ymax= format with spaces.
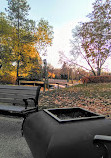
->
xmin=43 ymin=59 xmax=49 ymax=91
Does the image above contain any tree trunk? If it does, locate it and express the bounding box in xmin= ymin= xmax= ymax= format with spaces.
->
xmin=17 ymin=59 xmax=19 ymax=85
xmin=97 ymin=59 xmax=101 ymax=76
xmin=92 ymin=69 xmax=96 ymax=76
xmin=17 ymin=6 xmax=20 ymax=85
xmin=97 ymin=67 xmax=101 ymax=76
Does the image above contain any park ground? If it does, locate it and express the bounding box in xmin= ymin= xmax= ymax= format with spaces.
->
xmin=39 ymin=82 xmax=111 ymax=119
xmin=0 ymin=82 xmax=111 ymax=158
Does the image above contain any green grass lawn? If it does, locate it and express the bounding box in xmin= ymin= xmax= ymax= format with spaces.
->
xmin=39 ymin=83 xmax=111 ymax=119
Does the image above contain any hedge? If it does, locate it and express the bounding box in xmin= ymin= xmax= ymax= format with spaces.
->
xmin=81 ymin=76 xmax=111 ymax=84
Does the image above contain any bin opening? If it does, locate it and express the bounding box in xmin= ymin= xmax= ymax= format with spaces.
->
xmin=44 ymin=107 xmax=105 ymax=122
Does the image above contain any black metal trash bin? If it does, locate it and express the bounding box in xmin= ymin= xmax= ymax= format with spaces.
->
xmin=23 ymin=107 xmax=111 ymax=158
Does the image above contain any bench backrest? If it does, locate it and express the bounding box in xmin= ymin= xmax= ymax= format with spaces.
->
xmin=0 ymin=85 xmax=41 ymax=106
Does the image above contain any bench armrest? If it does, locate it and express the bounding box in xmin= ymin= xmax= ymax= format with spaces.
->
xmin=23 ymin=98 xmax=36 ymax=109
xmin=23 ymin=86 xmax=41 ymax=110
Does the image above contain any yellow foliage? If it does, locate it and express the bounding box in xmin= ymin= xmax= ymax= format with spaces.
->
xmin=1 ymin=70 xmax=17 ymax=84
xmin=10 ymin=71 xmax=17 ymax=84
xmin=23 ymin=43 xmax=37 ymax=58
xmin=48 ymin=72 xmax=51 ymax=77
xmin=48 ymin=72 xmax=55 ymax=78
xmin=52 ymin=73 xmax=55 ymax=78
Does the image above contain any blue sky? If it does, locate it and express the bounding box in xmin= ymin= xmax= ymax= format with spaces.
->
xmin=1 ymin=0 xmax=111 ymax=71
xmin=27 ymin=0 xmax=95 ymax=28
xmin=1 ymin=0 xmax=95 ymax=28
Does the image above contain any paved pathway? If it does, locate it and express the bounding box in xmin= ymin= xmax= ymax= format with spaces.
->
xmin=0 ymin=116 xmax=33 ymax=158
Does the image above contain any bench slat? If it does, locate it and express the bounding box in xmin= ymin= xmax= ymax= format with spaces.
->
xmin=0 ymin=89 xmax=36 ymax=95
xmin=0 ymin=104 xmax=25 ymax=111
xmin=0 ymin=93 xmax=35 ymax=99
xmin=0 ymin=97 xmax=35 ymax=105
xmin=0 ymin=85 xmax=38 ymax=90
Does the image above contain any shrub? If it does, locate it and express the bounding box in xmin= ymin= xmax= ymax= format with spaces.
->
xmin=0 ymin=71 xmax=17 ymax=84
xmin=81 ymin=76 xmax=111 ymax=84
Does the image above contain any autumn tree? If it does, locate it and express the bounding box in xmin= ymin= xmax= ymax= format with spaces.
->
xmin=0 ymin=13 xmax=17 ymax=84
xmin=60 ymin=62 xmax=68 ymax=79
xmin=18 ymin=42 xmax=42 ymax=79
xmin=53 ymin=68 xmax=61 ymax=79
xmin=47 ymin=63 xmax=54 ymax=73
xmin=0 ymin=12 xmax=14 ymax=73
xmin=0 ymin=12 xmax=42 ymax=83
xmin=0 ymin=0 xmax=54 ymax=84
xmin=47 ymin=64 xmax=55 ymax=79
xmin=4 ymin=0 xmax=53 ymax=83
xmin=35 ymin=19 xmax=53 ymax=56
xmin=6 ymin=0 xmax=33 ymax=83
xmin=71 ymin=0 xmax=111 ymax=76
xmin=0 ymin=14 xmax=42 ymax=83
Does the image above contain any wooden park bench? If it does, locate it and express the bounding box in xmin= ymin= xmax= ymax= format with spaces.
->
xmin=0 ymin=85 xmax=41 ymax=117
